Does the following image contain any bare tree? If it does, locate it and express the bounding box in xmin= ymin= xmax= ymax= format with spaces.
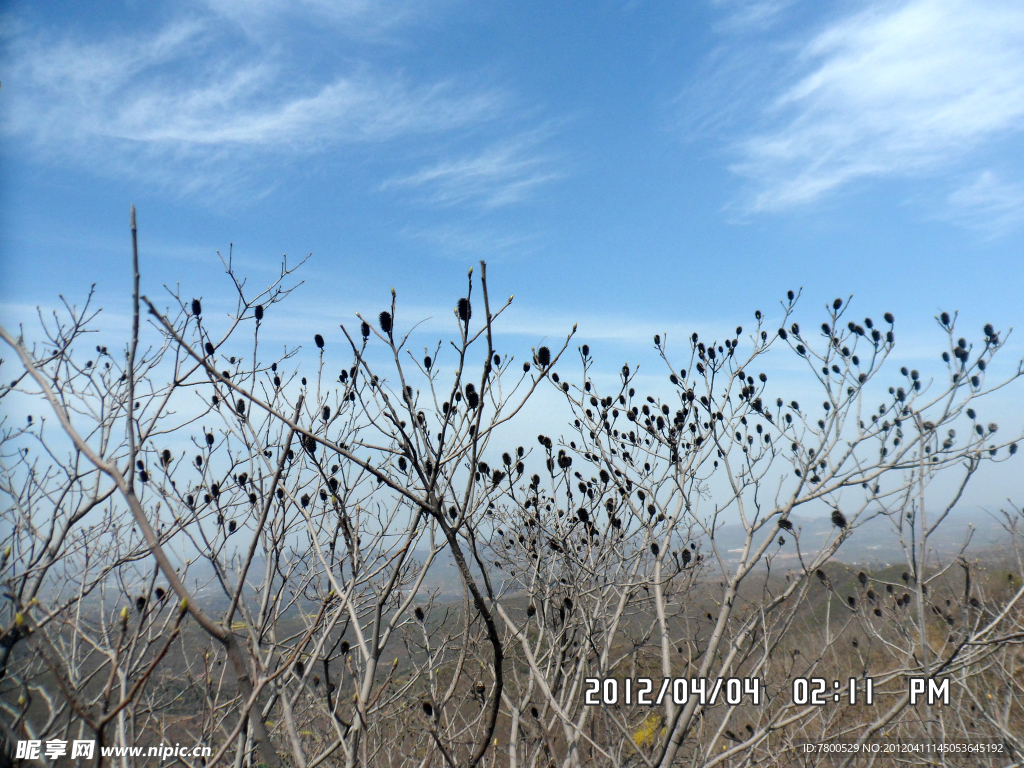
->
xmin=481 ymin=296 xmax=1024 ymax=767
xmin=2 ymin=213 xmax=1023 ymax=767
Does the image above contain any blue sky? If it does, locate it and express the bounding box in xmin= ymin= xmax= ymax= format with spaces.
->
xmin=3 ymin=0 xmax=1023 ymax=341
xmin=3 ymin=0 xmax=1024 ymax=509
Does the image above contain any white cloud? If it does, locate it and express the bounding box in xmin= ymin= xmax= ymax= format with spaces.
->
xmin=3 ymin=21 xmax=497 ymax=148
xmin=200 ymin=0 xmax=428 ymax=37
xmin=0 ymin=14 xmax=546 ymax=200
xmin=711 ymin=0 xmax=796 ymax=32
xmin=379 ymin=132 xmax=562 ymax=208
xmin=731 ymin=0 xmax=1024 ymax=212
xmin=401 ymin=224 xmax=541 ymax=259
xmin=946 ymin=171 xmax=1024 ymax=236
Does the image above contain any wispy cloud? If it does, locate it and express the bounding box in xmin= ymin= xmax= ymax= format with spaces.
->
xmin=401 ymin=224 xmax=541 ymax=260
xmin=379 ymin=131 xmax=563 ymax=209
xmin=723 ymin=0 xmax=1024 ymax=213
xmin=201 ymin=0 xmax=429 ymax=37
xmin=946 ymin=171 xmax=1024 ymax=236
xmin=711 ymin=0 xmax=796 ymax=32
xmin=0 ymin=12 xmax=540 ymax=199
xmin=2 ymin=21 xmax=497 ymax=149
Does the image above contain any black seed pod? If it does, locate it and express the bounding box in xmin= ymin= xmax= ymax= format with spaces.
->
xmin=379 ymin=311 xmax=392 ymax=333
xmin=254 ymin=304 xmax=264 ymax=321
xmin=536 ymin=347 xmax=551 ymax=367
xmin=205 ymin=342 xmax=215 ymax=355
xmin=191 ymin=299 xmax=202 ymax=316
xmin=457 ymin=298 xmax=471 ymax=322
xmin=414 ymin=606 xmax=424 ymax=621
xmin=360 ymin=322 xmax=370 ymax=339
xmin=315 ymin=334 xmax=325 ymax=349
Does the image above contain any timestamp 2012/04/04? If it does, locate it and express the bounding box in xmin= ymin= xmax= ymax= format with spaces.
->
xmin=584 ymin=678 xmax=763 ymax=707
